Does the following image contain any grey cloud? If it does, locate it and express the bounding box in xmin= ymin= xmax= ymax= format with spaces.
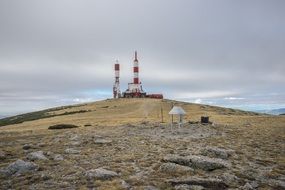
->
xmin=0 ymin=0 xmax=284 ymax=115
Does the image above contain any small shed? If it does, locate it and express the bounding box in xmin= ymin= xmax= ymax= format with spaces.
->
xmin=169 ymin=106 xmax=186 ymax=128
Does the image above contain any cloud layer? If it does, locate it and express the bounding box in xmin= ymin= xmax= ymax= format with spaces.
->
xmin=0 ymin=0 xmax=285 ymax=115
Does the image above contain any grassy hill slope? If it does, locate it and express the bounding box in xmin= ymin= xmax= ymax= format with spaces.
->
xmin=0 ymin=98 xmax=284 ymax=189
xmin=0 ymin=98 xmax=261 ymax=131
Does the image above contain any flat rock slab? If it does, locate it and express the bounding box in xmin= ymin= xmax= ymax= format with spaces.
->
xmin=27 ymin=151 xmax=48 ymax=161
xmin=70 ymin=141 xmax=81 ymax=146
xmin=120 ymin=180 xmax=132 ymax=189
xmin=175 ymin=184 xmax=205 ymax=190
xmin=23 ymin=144 xmax=32 ymax=150
xmin=168 ymin=177 xmax=228 ymax=190
xmin=143 ymin=185 xmax=159 ymax=190
xmin=0 ymin=159 xmax=38 ymax=176
xmin=94 ymin=139 xmax=112 ymax=144
xmin=201 ymin=147 xmax=234 ymax=159
xmin=86 ymin=168 xmax=119 ymax=180
xmin=0 ymin=151 xmax=6 ymax=160
xmin=70 ymin=134 xmax=81 ymax=141
xmin=267 ymin=179 xmax=285 ymax=189
xmin=53 ymin=154 xmax=64 ymax=161
xmin=163 ymin=154 xmax=230 ymax=171
xmin=65 ymin=148 xmax=81 ymax=154
xmin=159 ymin=163 xmax=194 ymax=173
xmin=220 ymin=173 xmax=240 ymax=186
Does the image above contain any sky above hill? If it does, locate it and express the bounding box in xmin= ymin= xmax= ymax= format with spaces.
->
xmin=0 ymin=0 xmax=285 ymax=116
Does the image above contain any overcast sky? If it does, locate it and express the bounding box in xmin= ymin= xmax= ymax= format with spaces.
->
xmin=0 ymin=0 xmax=284 ymax=116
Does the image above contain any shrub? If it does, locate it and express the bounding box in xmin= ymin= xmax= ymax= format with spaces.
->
xmin=48 ymin=124 xmax=79 ymax=130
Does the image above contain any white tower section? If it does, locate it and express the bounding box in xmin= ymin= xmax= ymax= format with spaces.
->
xmin=126 ymin=51 xmax=144 ymax=93
xmin=113 ymin=60 xmax=121 ymax=98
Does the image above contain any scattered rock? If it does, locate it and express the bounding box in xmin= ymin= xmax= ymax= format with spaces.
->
xmin=244 ymin=122 xmax=252 ymax=127
xmin=220 ymin=173 xmax=239 ymax=186
xmin=239 ymin=181 xmax=259 ymax=190
xmin=163 ymin=154 xmax=230 ymax=171
xmin=241 ymin=182 xmax=254 ymax=190
xmin=85 ymin=168 xmax=119 ymax=180
xmin=250 ymin=181 xmax=259 ymax=189
xmin=143 ymin=185 xmax=159 ymax=190
xmin=239 ymin=168 xmax=260 ymax=180
xmin=63 ymin=171 xmax=83 ymax=181
xmin=94 ymin=139 xmax=112 ymax=144
xmin=27 ymin=151 xmax=48 ymax=161
xmin=175 ymin=184 xmax=190 ymax=190
xmin=70 ymin=141 xmax=81 ymax=146
xmin=187 ymin=185 xmax=205 ymax=190
xmin=159 ymin=163 xmax=194 ymax=173
xmin=45 ymin=151 xmax=53 ymax=156
xmin=37 ymin=142 xmax=46 ymax=147
xmin=129 ymin=170 xmax=150 ymax=181
xmin=1 ymin=159 xmax=38 ymax=176
xmin=40 ymin=173 xmax=52 ymax=181
xmin=121 ymin=180 xmax=132 ymax=189
xmin=267 ymin=179 xmax=285 ymax=189
xmin=52 ymin=137 xmax=63 ymax=143
xmin=65 ymin=148 xmax=81 ymax=154
xmin=23 ymin=144 xmax=32 ymax=150
xmin=53 ymin=154 xmax=64 ymax=161
xmin=0 ymin=150 xmax=6 ymax=160
xmin=59 ymin=181 xmax=70 ymax=188
xmin=168 ymin=177 xmax=228 ymax=190
xmin=175 ymin=184 xmax=205 ymax=190
xmin=70 ymin=134 xmax=80 ymax=141
xmin=201 ymin=147 xmax=233 ymax=159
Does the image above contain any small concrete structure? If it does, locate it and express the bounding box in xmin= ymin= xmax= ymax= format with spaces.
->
xmin=169 ymin=106 xmax=186 ymax=128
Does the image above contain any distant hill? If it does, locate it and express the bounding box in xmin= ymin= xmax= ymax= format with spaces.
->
xmin=257 ymin=108 xmax=285 ymax=115
xmin=0 ymin=115 xmax=7 ymax=119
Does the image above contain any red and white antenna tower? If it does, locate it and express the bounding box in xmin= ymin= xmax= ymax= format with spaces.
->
xmin=116 ymin=51 xmax=163 ymax=99
xmin=113 ymin=60 xmax=121 ymax=98
xmin=133 ymin=51 xmax=139 ymax=84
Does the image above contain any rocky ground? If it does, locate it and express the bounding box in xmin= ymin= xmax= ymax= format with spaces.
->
xmin=0 ymin=120 xmax=284 ymax=190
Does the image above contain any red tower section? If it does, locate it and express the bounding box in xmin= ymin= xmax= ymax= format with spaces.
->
xmin=133 ymin=51 xmax=139 ymax=84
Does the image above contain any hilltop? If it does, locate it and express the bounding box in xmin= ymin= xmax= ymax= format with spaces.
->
xmin=0 ymin=98 xmax=261 ymax=130
xmin=0 ymin=99 xmax=284 ymax=189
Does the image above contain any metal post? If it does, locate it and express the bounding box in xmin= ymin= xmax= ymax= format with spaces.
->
xmin=179 ymin=114 xmax=183 ymax=128
xmin=171 ymin=103 xmax=174 ymax=125
xmin=170 ymin=116 xmax=173 ymax=132
xmin=161 ymin=107 xmax=164 ymax=123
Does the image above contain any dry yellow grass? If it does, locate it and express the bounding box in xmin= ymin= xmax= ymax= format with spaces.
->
xmin=0 ymin=98 xmax=284 ymax=189
xmin=0 ymin=98 xmax=267 ymax=132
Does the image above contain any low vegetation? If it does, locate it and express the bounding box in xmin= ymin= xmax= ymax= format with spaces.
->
xmin=0 ymin=99 xmax=284 ymax=189
xmin=0 ymin=107 xmax=91 ymax=127
xmin=48 ymin=124 xmax=79 ymax=130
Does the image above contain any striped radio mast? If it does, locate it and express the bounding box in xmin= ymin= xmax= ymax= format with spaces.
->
xmin=133 ymin=51 xmax=139 ymax=84
xmin=118 ymin=51 xmax=163 ymax=99
xmin=113 ymin=60 xmax=121 ymax=98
